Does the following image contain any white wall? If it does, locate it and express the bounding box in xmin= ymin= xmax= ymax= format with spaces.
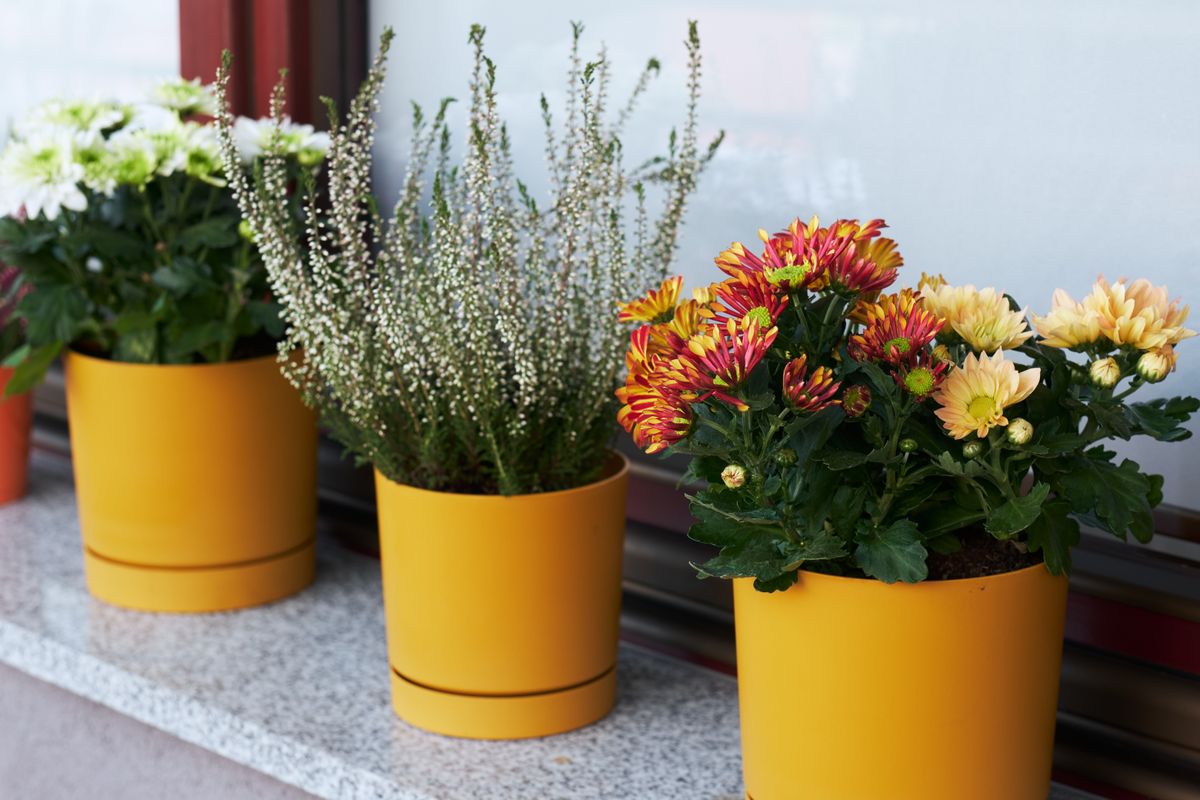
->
xmin=0 ymin=1 xmax=178 ymax=137
xmin=369 ymin=0 xmax=1200 ymax=509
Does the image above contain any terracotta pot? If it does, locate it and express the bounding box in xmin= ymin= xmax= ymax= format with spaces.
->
xmin=0 ymin=366 xmax=32 ymax=505
xmin=375 ymin=454 xmax=629 ymax=739
xmin=65 ymin=350 xmax=317 ymax=612
xmin=734 ymin=564 xmax=1069 ymax=800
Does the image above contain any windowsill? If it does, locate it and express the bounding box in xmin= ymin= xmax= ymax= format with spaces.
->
xmin=0 ymin=452 xmax=1101 ymax=800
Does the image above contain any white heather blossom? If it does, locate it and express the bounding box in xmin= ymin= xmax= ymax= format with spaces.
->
xmin=232 ymin=116 xmax=330 ymax=165
xmin=214 ymin=25 xmax=714 ymax=494
xmin=149 ymin=77 xmax=217 ymax=116
xmin=0 ymin=131 xmax=88 ymax=219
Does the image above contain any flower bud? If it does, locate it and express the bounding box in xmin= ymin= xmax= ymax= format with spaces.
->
xmin=963 ymin=440 xmax=985 ymax=459
xmin=1088 ymin=357 xmax=1120 ymax=389
xmin=931 ymin=344 xmax=954 ymax=365
xmin=774 ymin=449 xmax=797 ymax=466
xmin=842 ymin=384 xmax=872 ymax=418
xmin=1005 ymin=418 xmax=1033 ymax=445
xmin=721 ymin=464 xmax=747 ymax=490
xmin=1136 ymin=346 xmax=1176 ymax=383
xmin=238 ymin=218 xmax=256 ymax=243
xmin=899 ymin=438 xmax=919 ymax=453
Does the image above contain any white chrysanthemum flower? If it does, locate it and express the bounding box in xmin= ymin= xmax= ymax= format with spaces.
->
xmin=119 ymin=107 xmax=222 ymax=181
xmin=149 ymin=77 xmax=217 ymax=117
xmin=233 ymin=116 xmax=330 ymax=166
xmin=180 ymin=123 xmax=224 ymax=184
xmin=124 ymin=103 xmax=182 ymax=134
xmin=80 ymin=129 xmax=158 ymax=194
xmin=0 ymin=131 xmax=88 ymax=220
xmin=17 ymin=98 xmax=128 ymax=137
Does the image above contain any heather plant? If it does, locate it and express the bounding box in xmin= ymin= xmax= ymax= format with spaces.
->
xmin=0 ymin=79 xmax=328 ymax=396
xmin=215 ymin=23 xmax=721 ymax=495
xmin=617 ymin=216 xmax=1197 ymax=587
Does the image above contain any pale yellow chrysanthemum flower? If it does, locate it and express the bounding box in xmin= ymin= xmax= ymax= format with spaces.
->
xmin=1029 ymin=289 xmax=1103 ymax=349
xmin=918 ymin=281 xmax=1032 ymax=352
xmin=1083 ymin=276 xmax=1196 ymax=351
xmin=933 ymin=349 xmax=1041 ymax=440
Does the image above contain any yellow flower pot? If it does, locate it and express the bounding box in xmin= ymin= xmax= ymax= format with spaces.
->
xmin=0 ymin=366 xmax=32 ymax=506
xmin=734 ymin=565 xmax=1069 ymax=800
xmin=375 ymin=455 xmax=629 ymax=739
xmin=64 ymin=350 xmax=317 ymax=613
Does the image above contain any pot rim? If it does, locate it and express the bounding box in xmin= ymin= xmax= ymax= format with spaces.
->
xmin=374 ymin=451 xmax=629 ymax=501
xmin=785 ymin=560 xmax=1057 ymax=588
xmin=65 ymin=346 xmax=285 ymax=372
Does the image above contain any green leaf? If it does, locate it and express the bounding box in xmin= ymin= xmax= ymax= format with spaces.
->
xmin=828 ymin=485 xmax=869 ymax=538
xmin=163 ymin=320 xmax=232 ymax=362
xmin=177 ymin=218 xmax=239 ymax=252
xmin=817 ymin=449 xmax=869 ymax=470
xmin=1 ymin=344 xmax=31 ymax=369
xmin=247 ymin=300 xmax=285 ymax=339
xmin=786 ymin=405 xmax=843 ymax=465
xmin=915 ymin=499 xmax=985 ymax=538
xmin=694 ymin=527 xmax=845 ymax=586
xmin=693 ymin=534 xmax=788 ymax=580
xmin=1125 ymin=397 xmax=1199 ymax=442
xmin=753 ymin=572 xmax=798 ymax=592
xmin=854 ymin=519 xmax=928 ymax=584
xmin=1025 ymin=500 xmax=1080 ymax=575
xmin=687 ymin=503 xmax=765 ymax=549
xmin=778 ymin=533 xmax=847 ymax=568
xmin=4 ymin=342 xmax=61 ymax=396
xmin=113 ymin=326 xmax=158 ymax=363
xmin=19 ymin=283 xmax=89 ymax=345
xmin=1056 ymin=454 xmax=1158 ymax=542
xmin=113 ymin=311 xmax=161 ymax=335
xmin=66 ymin=223 xmax=146 ymax=261
xmin=927 ymin=534 xmax=962 ymax=555
xmin=985 ymin=482 xmax=1051 ymax=539
xmin=151 ymin=264 xmax=200 ymax=294
xmin=680 ymin=456 xmax=725 ymax=487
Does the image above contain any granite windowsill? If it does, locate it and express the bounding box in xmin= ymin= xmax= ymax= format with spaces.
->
xmin=0 ymin=454 xmax=1100 ymax=800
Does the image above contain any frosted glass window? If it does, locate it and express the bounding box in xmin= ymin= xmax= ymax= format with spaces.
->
xmin=0 ymin=2 xmax=179 ymax=138
xmin=395 ymin=2 xmax=1199 ymax=507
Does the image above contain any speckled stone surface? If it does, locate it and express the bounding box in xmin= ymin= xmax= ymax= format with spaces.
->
xmin=0 ymin=454 xmax=1101 ymax=800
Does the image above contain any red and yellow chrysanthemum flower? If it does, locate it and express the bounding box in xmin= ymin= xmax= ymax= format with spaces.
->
xmin=716 ymin=215 xmax=900 ymax=294
xmin=782 ymin=354 xmax=841 ymax=413
xmin=618 ymin=275 xmax=684 ymax=324
xmin=617 ymin=325 xmax=696 ymax=454
xmin=616 ymin=372 xmax=694 ymax=454
xmin=848 ymin=291 xmax=944 ymax=365
xmin=821 ymin=233 xmax=902 ymax=295
xmin=891 ymin=352 xmax=949 ymax=400
xmin=664 ymin=317 xmax=778 ymax=410
xmin=715 ymin=270 xmax=789 ymax=329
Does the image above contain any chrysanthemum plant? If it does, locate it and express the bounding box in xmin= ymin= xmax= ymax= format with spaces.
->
xmin=214 ymin=24 xmax=721 ymax=495
xmin=0 ymin=79 xmax=328 ymax=396
xmin=0 ymin=265 xmax=24 ymax=361
xmin=618 ymin=216 xmax=1197 ymax=588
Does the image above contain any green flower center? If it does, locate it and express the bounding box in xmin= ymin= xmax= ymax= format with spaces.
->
xmin=884 ymin=337 xmax=911 ymax=355
xmin=967 ymin=395 xmax=996 ymax=419
xmin=743 ymin=306 xmax=772 ymax=328
xmin=766 ymin=264 xmax=807 ymax=286
xmin=903 ymin=367 xmax=935 ymax=396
